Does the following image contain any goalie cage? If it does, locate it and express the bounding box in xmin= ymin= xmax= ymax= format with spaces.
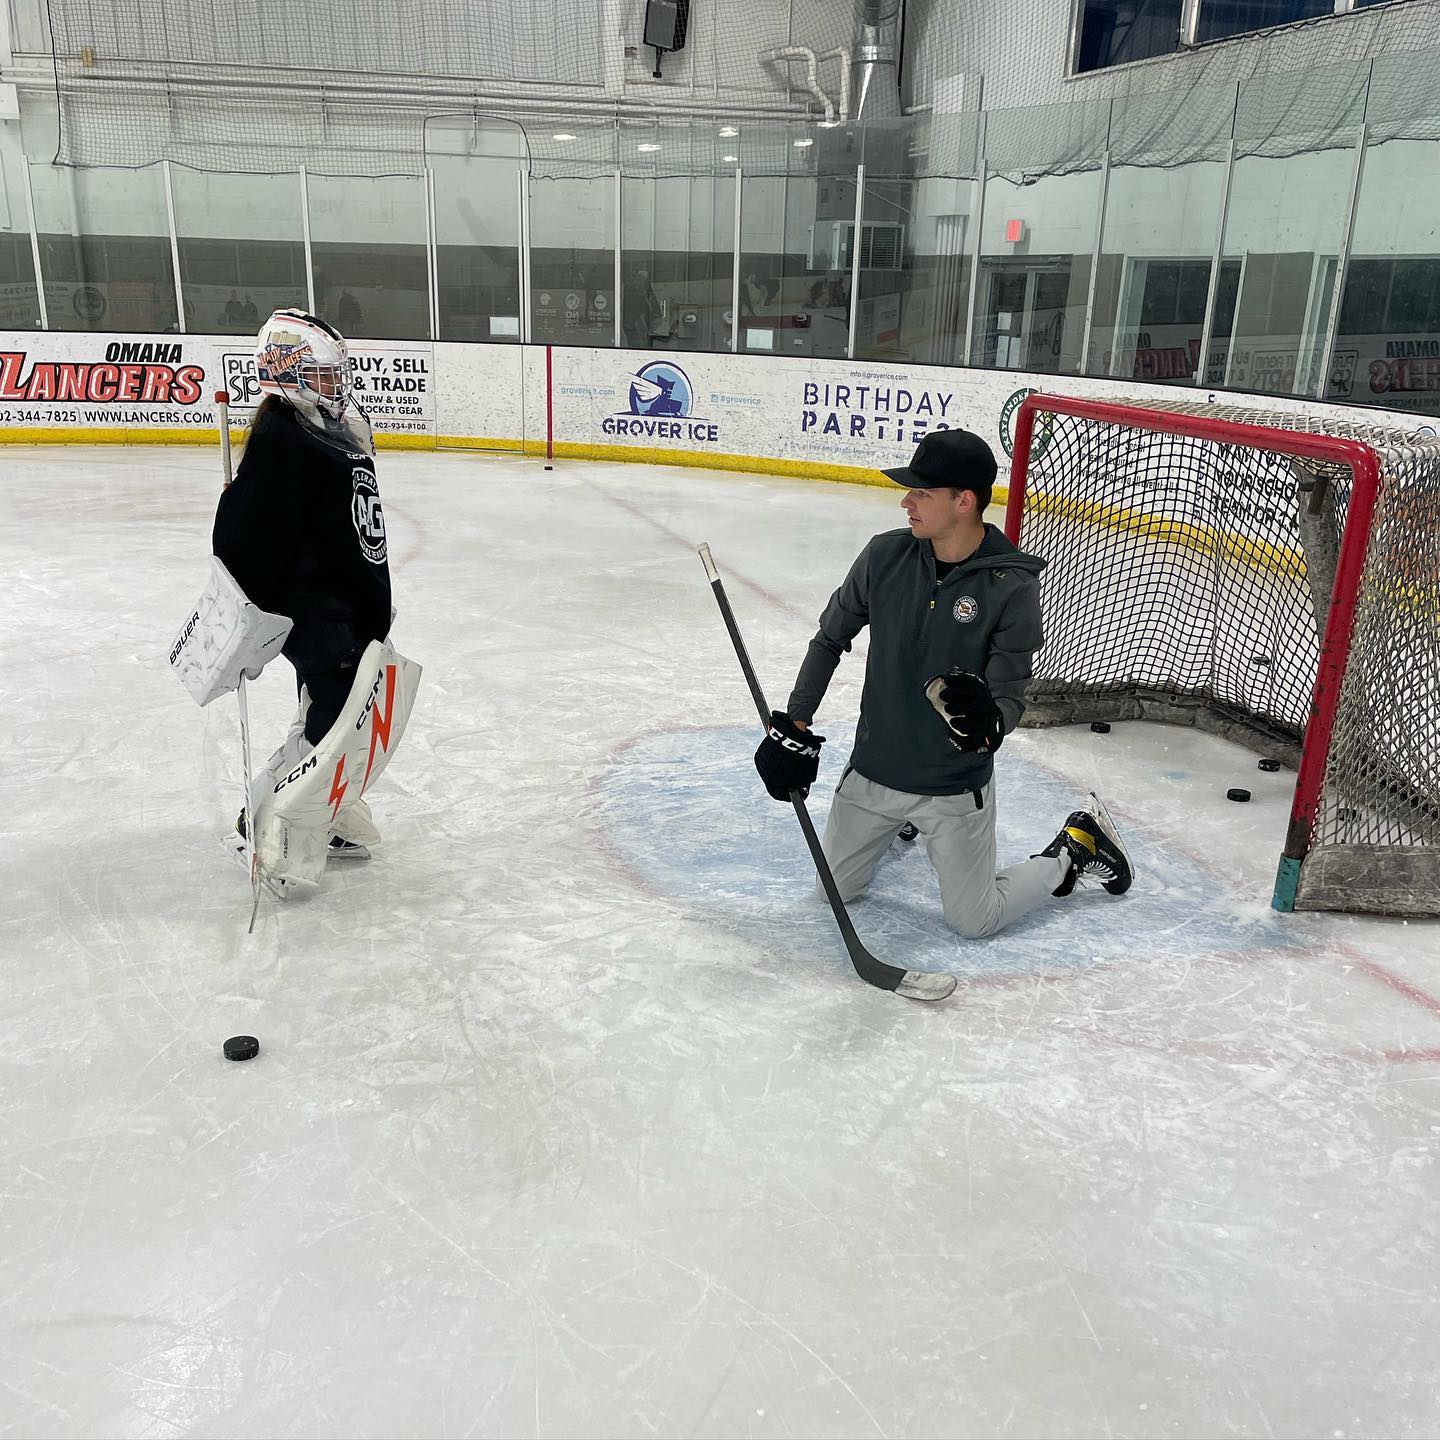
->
xmin=1003 ymin=393 xmax=1440 ymax=918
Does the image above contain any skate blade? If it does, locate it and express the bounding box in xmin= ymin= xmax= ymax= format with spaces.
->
xmin=221 ymin=834 xmax=315 ymax=900
xmin=1086 ymin=792 xmax=1134 ymax=894
xmin=895 ymin=969 xmax=957 ymax=1002
xmin=327 ymin=840 xmax=371 ymax=861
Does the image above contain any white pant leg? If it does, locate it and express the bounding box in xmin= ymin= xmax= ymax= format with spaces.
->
xmin=917 ymin=782 xmax=1067 ymax=939
xmin=819 ymin=769 xmax=911 ymax=903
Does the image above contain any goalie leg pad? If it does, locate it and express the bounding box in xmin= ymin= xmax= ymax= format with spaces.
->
xmin=251 ymin=640 xmax=421 ymax=885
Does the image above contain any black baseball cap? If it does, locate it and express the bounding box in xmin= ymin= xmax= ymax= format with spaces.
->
xmin=882 ymin=427 xmax=997 ymax=493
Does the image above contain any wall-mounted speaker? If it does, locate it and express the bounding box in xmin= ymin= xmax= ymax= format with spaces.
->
xmin=643 ymin=0 xmax=690 ymax=77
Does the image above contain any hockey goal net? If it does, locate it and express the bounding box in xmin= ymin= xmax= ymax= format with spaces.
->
xmin=1004 ymin=393 xmax=1440 ymax=917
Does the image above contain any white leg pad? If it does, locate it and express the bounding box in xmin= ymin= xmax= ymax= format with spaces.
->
xmin=250 ymin=640 xmax=420 ymax=885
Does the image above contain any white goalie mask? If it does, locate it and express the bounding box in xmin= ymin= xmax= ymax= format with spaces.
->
xmin=254 ymin=309 xmax=373 ymax=455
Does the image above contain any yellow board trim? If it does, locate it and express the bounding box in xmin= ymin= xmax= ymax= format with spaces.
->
xmin=1024 ymin=488 xmax=1304 ymax=577
xmin=0 ymin=425 xmax=1010 ymax=503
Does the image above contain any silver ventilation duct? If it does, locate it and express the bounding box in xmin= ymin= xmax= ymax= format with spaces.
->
xmin=851 ymin=0 xmax=902 ymax=122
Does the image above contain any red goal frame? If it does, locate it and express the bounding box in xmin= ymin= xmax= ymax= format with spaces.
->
xmin=1002 ymin=392 xmax=1385 ymax=912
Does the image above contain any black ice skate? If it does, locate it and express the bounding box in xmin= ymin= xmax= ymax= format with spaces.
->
xmin=1038 ymin=793 xmax=1133 ymax=897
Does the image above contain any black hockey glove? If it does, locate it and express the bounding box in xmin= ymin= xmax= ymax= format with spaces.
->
xmin=754 ymin=711 xmax=825 ymax=801
xmin=924 ymin=669 xmax=1004 ymax=755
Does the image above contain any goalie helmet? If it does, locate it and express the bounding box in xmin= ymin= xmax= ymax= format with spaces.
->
xmin=254 ymin=309 xmax=372 ymax=454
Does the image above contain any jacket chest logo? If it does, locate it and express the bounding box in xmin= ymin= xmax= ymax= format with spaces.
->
xmin=351 ymin=468 xmax=387 ymax=565
xmin=952 ymin=594 xmax=979 ymax=623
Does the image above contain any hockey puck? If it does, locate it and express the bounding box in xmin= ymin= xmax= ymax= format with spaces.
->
xmin=543 ymin=464 xmax=553 ymax=471
xmin=223 ymin=1035 xmax=260 ymax=1062
xmin=1258 ymin=757 xmax=1282 ymax=772
xmin=1226 ymin=787 xmax=1251 ymax=802
xmin=1251 ymin=655 xmax=1272 ymax=668
xmin=1089 ymin=721 xmax=1111 ymax=734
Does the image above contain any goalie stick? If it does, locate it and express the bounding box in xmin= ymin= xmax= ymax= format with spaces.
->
xmin=698 ymin=545 xmax=956 ymax=1003
xmin=216 ymin=387 xmax=264 ymax=933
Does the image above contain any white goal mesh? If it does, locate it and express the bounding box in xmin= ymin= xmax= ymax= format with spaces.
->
xmin=1005 ymin=394 xmax=1440 ymax=917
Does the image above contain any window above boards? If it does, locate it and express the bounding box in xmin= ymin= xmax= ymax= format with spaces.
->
xmin=1072 ymin=0 xmax=1407 ymax=77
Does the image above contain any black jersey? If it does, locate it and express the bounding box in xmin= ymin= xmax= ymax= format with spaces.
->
xmin=213 ymin=401 xmax=391 ymax=674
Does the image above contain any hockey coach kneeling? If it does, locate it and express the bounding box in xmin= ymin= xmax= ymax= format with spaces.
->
xmin=755 ymin=427 xmax=1131 ymax=940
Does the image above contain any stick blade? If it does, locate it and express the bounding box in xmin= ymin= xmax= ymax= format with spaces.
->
xmin=894 ymin=969 xmax=957 ymax=1002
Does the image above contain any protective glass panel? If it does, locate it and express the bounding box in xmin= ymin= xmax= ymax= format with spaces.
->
xmin=29 ymin=162 xmax=177 ymax=333
xmin=1215 ymin=70 xmax=1363 ymax=400
xmin=307 ymin=173 xmax=428 ymax=341
xmin=430 ymin=125 xmax=522 ymax=344
xmin=1331 ymin=60 xmax=1440 ymax=420
xmin=0 ymin=116 xmax=41 ymax=326
xmin=1087 ymin=160 xmax=1227 ymax=382
xmin=619 ymin=174 xmax=735 ymax=354
xmin=529 ymin=175 xmax=616 ymax=347
xmin=741 ymin=168 xmax=854 ymax=360
xmin=853 ymin=117 xmax=980 ymax=366
xmin=171 ymin=168 xmax=306 ymax=336
xmin=0 ymin=233 xmax=42 ymax=329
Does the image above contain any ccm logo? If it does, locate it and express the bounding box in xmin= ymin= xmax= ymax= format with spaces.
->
xmin=273 ymin=755 xmax=319 ymax=793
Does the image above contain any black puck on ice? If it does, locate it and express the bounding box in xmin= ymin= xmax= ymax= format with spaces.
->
xmin=1090 ymin=721 xmax=1111 ymax=733
xmin=543 ymin=464 xmax=554 ymax=471
xmin=1258 ymin=757 xmax=1282 ymax=772
xmin=1226 ymin=787 xmax=1252 ymax=802
xmin=223 ymin=1035 xmax=260 ymax=1062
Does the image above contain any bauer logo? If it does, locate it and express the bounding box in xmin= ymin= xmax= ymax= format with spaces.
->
xmin=953 ymin=595 xmax=979 ymax=623
xmin=602 ymin=360 xmax=719 ymax=444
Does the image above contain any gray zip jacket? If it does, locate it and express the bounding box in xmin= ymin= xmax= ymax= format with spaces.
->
xmin=787 ymin=524 xmax=1046 ymax=796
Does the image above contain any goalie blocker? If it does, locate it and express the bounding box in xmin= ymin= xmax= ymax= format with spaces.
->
xmin=168 ymin=556 xmax=292 ymax=706
xmin=250 ymin=639 xmax=422 ymax=888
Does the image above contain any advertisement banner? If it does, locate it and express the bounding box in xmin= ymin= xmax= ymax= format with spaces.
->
xmin=0 ymin=332 xmax=438 ymax=443
xmin=3 ymin=330 xmax=1434 ymax=485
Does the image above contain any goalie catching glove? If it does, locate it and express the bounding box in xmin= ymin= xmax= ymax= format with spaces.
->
xmin=754 ymin=712 xmax=825 ymax=801
xmin=924 ymin=669 xmax=1004 ymax=755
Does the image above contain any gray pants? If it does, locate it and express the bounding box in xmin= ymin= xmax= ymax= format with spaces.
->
xmin=820 ymin=768 xmax=1068 ymax=940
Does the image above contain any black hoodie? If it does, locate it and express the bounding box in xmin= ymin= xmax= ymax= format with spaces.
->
xmin=213 ymin=401 xmax=391 ymax=674
xmin=787 ymin=523 xmax=1046 ymax=796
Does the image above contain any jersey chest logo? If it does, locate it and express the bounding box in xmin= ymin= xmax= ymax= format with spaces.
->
xmin=351 ymin=468 xmax=387 ymax=564
xmin=953 ymin=594 xmax=979 ymax=623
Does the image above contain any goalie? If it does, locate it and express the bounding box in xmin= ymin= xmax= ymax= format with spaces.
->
xmin=198 ymin=309 xmax=418 ymax=891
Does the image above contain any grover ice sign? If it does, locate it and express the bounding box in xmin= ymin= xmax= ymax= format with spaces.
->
xmin=602 ymin=360 xmax=719 ymax=443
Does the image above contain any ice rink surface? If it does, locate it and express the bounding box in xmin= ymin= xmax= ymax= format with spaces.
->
xmin=4 ymin=442 xmax=1440 ymax=1440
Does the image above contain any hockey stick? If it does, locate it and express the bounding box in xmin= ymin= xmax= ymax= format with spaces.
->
xmin=698 ymin=545 xmax=956 ymax=1003
xmin=216 ymin=388 xmax=263 ymax=933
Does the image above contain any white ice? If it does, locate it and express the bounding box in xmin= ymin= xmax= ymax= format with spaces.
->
xmin=4 ymin=444 xmax=1440 ymax=1439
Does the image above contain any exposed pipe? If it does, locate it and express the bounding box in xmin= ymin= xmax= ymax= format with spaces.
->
xmin=817 ymin=47 xmax=851 ymax=125
xmin=759 ymin=46 xmax=835 ymax=126
xmin=851 ymin=0 xmax=902 ymax=121
xmin=18 ymin=62 xmax=811 ymax=125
